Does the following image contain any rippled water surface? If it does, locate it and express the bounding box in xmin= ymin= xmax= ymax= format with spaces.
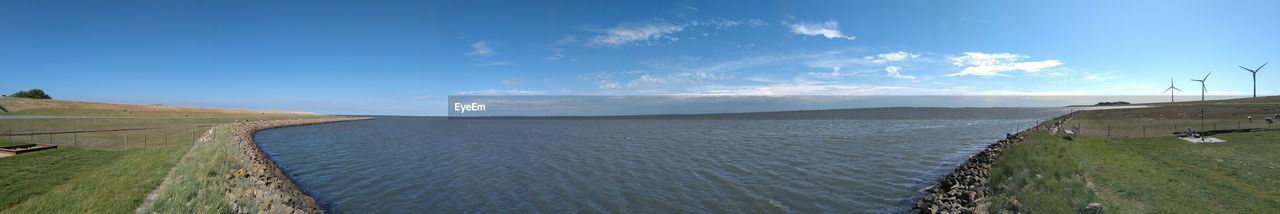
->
xmin=256 ymin=108 xmax=1064 ymax=213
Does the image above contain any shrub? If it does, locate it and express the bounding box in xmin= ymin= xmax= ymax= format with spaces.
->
xmin=10 ymin=88 xmax=52 ymax=99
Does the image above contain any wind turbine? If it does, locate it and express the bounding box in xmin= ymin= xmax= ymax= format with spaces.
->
xmin=1239 ymin=62 xmax=1267 ymax=98
xmin=1163 ymin=77 xmax=1181 ymax=104
xmin=1191 ymin=72 xmax=1211 ymax=102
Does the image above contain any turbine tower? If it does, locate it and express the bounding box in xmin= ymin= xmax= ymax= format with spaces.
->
xmin=1239 ymin=62 xmax=1267 ymax=98
xmin=1191 ymin=72 xmax=1211 ymax=102
xmin=1163 ymin=77 xmax=1181 ymax=104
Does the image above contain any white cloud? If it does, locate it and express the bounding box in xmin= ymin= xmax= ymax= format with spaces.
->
xmin=698 ymin=18 xmax=770 ymax=29
xmin=946 ymin=52 xmax=1063 ymax=77
xmin=885 ymin=66 xmax=916 ymax=79
xmin=692 ymin=83 xmax=968 ymax=96
xmin=466 ymin=41 xmax=494 ymax=56
xmin=805 ymin=66 xmax=862 ymax=79
xmin=865 ymin=51 xmax=919 ymax=63
xmin=500 ymin=79 xmax=523 ymax=85
xmin=580 ymin=71 xmax=729 ymax=89
xmin=474 ymin=61 xmax=511 ymax=66
xmin=785 ymin=20 xmax=855 ymax=40
xmin=456 ymin=89 xmax=547 ymax=95
xmin=587 ymin=22 xmax=687 ymax=47
xmin=546 ymin=35 xmax=577 ymax=61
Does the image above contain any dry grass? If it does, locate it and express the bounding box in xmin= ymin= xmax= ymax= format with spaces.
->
xmin=0 ymin=97 xmax=313 ymax=116
xmin=1068 ymin=96 xmax=1280 ymax=137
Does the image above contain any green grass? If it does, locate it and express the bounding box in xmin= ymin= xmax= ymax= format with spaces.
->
xmin=138 ymin=126 xmax=242 ymax=213
xmin=0 ymin=137 xmax=191 ymax=213
xmin=989 ymin=129 xmax=1280 ymax=213
xmin=0 ymin=139 xmax=123 ymax=209
xmin=987 ymin=132 xmax=1101 ymax=213
xmin=0 ymin=97 xmax=321 ymax=212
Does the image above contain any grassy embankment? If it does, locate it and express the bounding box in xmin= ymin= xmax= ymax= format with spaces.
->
xmin=0 ymin=98 xmax=325 ymax=213
xmin=987 ymin=96 xmax=1280 ymax=213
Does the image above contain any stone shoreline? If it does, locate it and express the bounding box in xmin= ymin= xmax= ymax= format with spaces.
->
xmin=911 ymin=112 xmax=1078 ymax=214
xmin=227 ymin=117 xmax=372 ymax=213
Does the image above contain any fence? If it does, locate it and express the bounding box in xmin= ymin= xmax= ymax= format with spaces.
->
xmin=1 ymin=127 xmax=211 ymax=151
xmin=1066 ymin=118 xmax=1277 ymax=138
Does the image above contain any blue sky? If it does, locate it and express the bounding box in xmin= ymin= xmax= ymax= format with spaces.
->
xmin=2 ymin=0 xmax=1278 ymax=116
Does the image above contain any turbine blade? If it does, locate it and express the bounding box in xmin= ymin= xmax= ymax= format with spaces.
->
xmin=1164 ymin=87 xmax=1172 ymax=93
xmin=1260 ymin=62 xmax=1268 ymax=71
xmin=1174 ymin=87 xmax=1182 ymax=91
xmin=1241 ymin=66 xmax=1255 ymax=72
xmin=1204 ymin=72 xmax=1212 ymax=80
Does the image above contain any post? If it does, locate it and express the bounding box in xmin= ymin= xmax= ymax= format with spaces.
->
xmin=191 ymin=129 xmax=196 ymax=145
xmin=74 ymin=133 xmax=78 ymax=147
xmin=1107 ymin=126 xmax=1111 ymax=137
xmin=1143 ymin=125 xmax=1147 ymax=138
xmin=49 ymin=133 xmax=53 ymax=144
xmin=144 ymin=134 xmax=147 ymax=148
xmin=125 ymin=135 xmax=129 ymax=150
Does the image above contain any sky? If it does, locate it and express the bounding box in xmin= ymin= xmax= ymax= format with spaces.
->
xmin=2 ymin=0 xmax=1278 ymax=116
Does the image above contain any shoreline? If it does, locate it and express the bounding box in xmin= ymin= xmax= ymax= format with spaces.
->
xmin=228 ymin=117 xmax=372 ymax=213
xmin=911 ymin=111 xmax=1079 ymax=213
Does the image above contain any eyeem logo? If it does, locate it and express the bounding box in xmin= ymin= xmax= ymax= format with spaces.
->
xmin=453 ymin=102 xmax=486 ymax=114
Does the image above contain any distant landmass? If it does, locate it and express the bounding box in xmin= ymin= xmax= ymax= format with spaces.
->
xmin=450 ymin=107 xmax=1065 ymax=120
xmin=1094 ymin=101 xmax=1131 ymax=106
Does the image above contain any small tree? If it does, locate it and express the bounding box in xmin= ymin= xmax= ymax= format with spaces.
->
xmin=10 ymin=88 xmax=52 ymax=99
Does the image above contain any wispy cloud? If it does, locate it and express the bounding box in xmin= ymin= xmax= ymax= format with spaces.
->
xmin=946 ymin=52 xmax=1063 ymax=77
xmin=456 ymin=89 xmax=547 ymax=95
xmin=579 ymin=71 xmax=729 ymax=89
xmin=587 ymin=21 xmax=688 ymax=47
xmin=474 ymin=61 xmax=511 ymax=66
xmin=785 ymin=20 xmax=855 ymax=40
xmin=697 ymin=18 xmax=769 ymax=29
xmin=546 ymin=35 xmax=577 ymax=61
xmin=691 ymin=83 xmax=968 ymax=96
xmin=465 ymin=41 xmax=494 ymax=56
xmin=885 ymin=66 xmax=916 ymax=79
xmin=866 ymin=51 xmax=919 ymax=63
xmin=500 ymin=79 xmax=523 ymax=85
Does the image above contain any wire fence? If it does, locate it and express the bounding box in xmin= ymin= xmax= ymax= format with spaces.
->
xmin=1 ymin=127 xmax=211 ymax=150
xmin=1066 ymin=118 xmax=1277 ymax=138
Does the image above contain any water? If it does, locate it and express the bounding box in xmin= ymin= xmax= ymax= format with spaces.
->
xmin=255 ymin=108 xmax=1065 ymax=213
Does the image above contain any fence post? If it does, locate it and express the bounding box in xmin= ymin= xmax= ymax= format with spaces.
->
xmin=1143 ymin=125 xmax=1147 ymax=138
xmin=125 ymin=135 xmax=129 ymax=150
xmin=74 ymin=133 xmax=78 ymax=147
xmin=1107 ymin=126 xmax=1111 ymax=137
xmin=144 ymin=134 xmax=147 ymax=148
xmin=48 ymin=133 xmax=53 ymax=144
xmin=191 ymin=130 xmax=196 ymax=145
